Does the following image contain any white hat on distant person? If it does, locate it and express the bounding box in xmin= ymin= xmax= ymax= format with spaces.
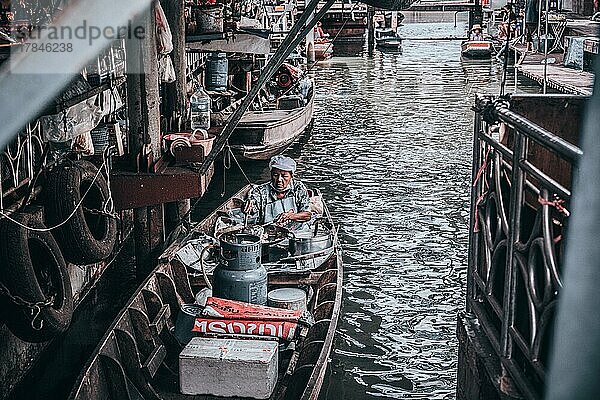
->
xmin=269 ymin=155 xmax=297 ymax=173
xmin=472 ymin=24 xmax=481 ymax=30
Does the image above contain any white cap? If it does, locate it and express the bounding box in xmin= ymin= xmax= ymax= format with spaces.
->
xmin=269 ymin=155 xmax=297 ymax=173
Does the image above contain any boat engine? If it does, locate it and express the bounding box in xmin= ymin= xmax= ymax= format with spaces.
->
xmin=213 ymin=233 xmax=268 ymax=305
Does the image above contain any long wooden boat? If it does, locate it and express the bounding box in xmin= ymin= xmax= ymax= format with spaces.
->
xmin=68 ymin=186 xmax=342 ymax=400
xmin=461 ymin=40 xmax=493 ymax=58
xmin=228 ymin=92 xmax=314 ymax=161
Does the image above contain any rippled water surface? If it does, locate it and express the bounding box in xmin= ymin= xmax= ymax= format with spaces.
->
xmin=301 ymin=15 xmax=536 ymax=400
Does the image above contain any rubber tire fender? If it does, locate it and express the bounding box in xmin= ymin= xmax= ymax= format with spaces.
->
xmin=46 ymin=160 xmax=117 ymax=265
xmin=0 ymin=209 xmax=73 ymax=342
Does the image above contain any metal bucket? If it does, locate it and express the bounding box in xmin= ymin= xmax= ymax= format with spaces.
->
xmin=205 ymin=52 xmax=228 ymax=91
xmin=195 ymin=4 xmax=224 ymax=34
xmin=288 ymin=231 xmax=333 ymax=256
xmin=219 ymin=233 xmax=261 ymax=270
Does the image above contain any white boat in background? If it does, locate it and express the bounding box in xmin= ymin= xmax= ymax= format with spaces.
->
xmin=461 ymin=40 xmax=493 ymax=58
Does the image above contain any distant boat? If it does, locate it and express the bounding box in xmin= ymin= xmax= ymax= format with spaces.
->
xmin=461 ymin=40 xmax=493 ymax=58
xmin=225 ymin=63 xmax=315 ymax=161
xmin=375 ymin=28 xmax=402 ymax=51
xmin=314 ymin=38 xmax=333 ymax=61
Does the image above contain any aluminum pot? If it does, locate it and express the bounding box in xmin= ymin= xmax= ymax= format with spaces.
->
xmin=288 ymin=230 xmax=333 ymax=256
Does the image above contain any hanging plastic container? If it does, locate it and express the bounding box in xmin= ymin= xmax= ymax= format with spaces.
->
xmin=205 ymin=53 xmax=228 ymax=92
xmin=213 ymin=233 xmax=267 ymax=305
xmin=190 ymin=85 xmax=211 ymax=130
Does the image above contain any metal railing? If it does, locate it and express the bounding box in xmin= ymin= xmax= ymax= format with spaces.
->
xmin=467 ymin=95 xmax=582 ymax=399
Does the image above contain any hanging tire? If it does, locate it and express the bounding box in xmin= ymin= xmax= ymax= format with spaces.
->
xmin=0 ymin=209 xmax=73 ymax=342
xmin=46 ymin=160 xmax=117 ymax=265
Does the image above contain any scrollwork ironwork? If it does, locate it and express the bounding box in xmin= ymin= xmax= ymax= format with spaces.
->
xmin=467 ymin=97 xmax=576 ymax=399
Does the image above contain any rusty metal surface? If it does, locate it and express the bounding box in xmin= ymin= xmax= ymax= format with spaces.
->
xmin=110 ymin=165 xmax=214 ymax=211
xmin=500 ymin=95 xmax=585 ymax=192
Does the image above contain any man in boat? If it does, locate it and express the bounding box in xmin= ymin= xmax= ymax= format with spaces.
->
xmin=243 ymin=155 xmax=312 ymax=228
xmin=469 ymin=24 xmax=484 ymax=41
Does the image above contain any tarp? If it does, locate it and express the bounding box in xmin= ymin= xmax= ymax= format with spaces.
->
xmin=360 ymin=0 xmax=412 ymax=11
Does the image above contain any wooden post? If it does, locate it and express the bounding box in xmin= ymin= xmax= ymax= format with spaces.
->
xmin=161 ymin=0 xmax=191 ymax=235
xmin=126 ymin=0 xmax=161 ymax=170
xmin=367 ymin=5 xmax=375 ymax=55
xmin=125 ymin=0 xmax=163 ymax=280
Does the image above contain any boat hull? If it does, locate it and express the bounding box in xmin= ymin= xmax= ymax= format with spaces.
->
xmin=314 ymin=40 xmax=333 ymax=60
xmin=230 ymin=95 xmax=314 ymax=161
xmin=377 ymin=40 xmax=402 ymax=51
xmin=461 ymin=41 xmax=493 ymax=58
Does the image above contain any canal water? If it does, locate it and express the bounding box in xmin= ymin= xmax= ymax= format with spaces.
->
xmin=210 ymin=13 xmax=538 ymax=400
xmin=8 ymin=12 xmax=542 ymax=400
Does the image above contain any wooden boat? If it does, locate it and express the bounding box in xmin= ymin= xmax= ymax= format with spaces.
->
xmin=313 ymin=39 xmax=333 ymax=61
xmin=67 ymin=185 xmax=342 ymax=400
xmin=375 ymin=28 xmax=402 ymax=51
xmin=228 ymin=89 xmax=314 ymax=161
xmin=461 ymin=40 xmax=493 ymax=58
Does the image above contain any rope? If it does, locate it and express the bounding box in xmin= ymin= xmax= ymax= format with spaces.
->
xmin=227 ymin=145 xmax=252 ymax=185
xmin=538 ymin=195 xmax=570 ymax=217
xmin=0 ymin=156 xmax=109 ymax=232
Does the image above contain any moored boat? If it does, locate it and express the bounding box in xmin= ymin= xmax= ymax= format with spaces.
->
xmin=375 ymin=28 xmax=402 ymax=52
xmin=228 ymin=63 xmax=315 ymax=161
xmin=461 ymin=40 xmax=493 ymax=58
xmin=67 ymin=185 xmax=342 ymax=400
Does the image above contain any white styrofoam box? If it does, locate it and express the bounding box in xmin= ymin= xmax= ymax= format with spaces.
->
xmin=179 ymin=337 xmax=278 ymax=398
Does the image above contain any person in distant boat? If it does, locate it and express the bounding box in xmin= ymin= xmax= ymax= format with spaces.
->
xmin=314 ymin=21 xmax=329 ymax=40
xmin=243 ymin=155 xmax=312 ymax=227
xmin=469 ymin=24 xmax=484 ymax=41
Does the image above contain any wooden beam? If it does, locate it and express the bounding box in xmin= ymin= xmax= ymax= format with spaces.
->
xmin=186 ymin=33 xmax=271 ymax=55
xmin=126 ymin=0 xmax=161 ymax=171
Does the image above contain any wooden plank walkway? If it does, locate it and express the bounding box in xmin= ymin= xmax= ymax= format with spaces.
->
xmin=517 ymin=64 xmax=594 ymax=96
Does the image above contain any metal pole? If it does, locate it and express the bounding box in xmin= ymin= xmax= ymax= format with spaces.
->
xmin=500 ymin=2 xmax=513 ymax=96
xmin=537 ymin=0 xmax=543 ymax=50
xmin=367 ymin=5 xmax=375 ymax=55
xmin=546 ymin=55 xmax=600 ymax=400
xmin=466 ymin=99 xmax=483 ymax=309
xmin=198 ymin=0 xmax=335 ymax=174
xmin=543 ymin=0 xmax=549 ymax=93
xmin=500 ymin=132 xmax=527 ymax=357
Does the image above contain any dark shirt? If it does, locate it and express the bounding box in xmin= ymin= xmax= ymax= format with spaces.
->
xmin=525 ymin=0 xmax=539 ymax=24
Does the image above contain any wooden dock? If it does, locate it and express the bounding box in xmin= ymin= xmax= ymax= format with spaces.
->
xmin=511 ymin=44 xmax=594 ymax=96
xmin=518 ymin=64 xmax=594 ymax=96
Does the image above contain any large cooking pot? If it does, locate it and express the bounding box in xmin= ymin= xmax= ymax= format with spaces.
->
xmin=288 ymin=222 xmax=333 ymax=256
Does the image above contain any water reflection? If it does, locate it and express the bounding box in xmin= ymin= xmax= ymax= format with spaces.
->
xmin=304 ymin=18 xmax=538 ymax=400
